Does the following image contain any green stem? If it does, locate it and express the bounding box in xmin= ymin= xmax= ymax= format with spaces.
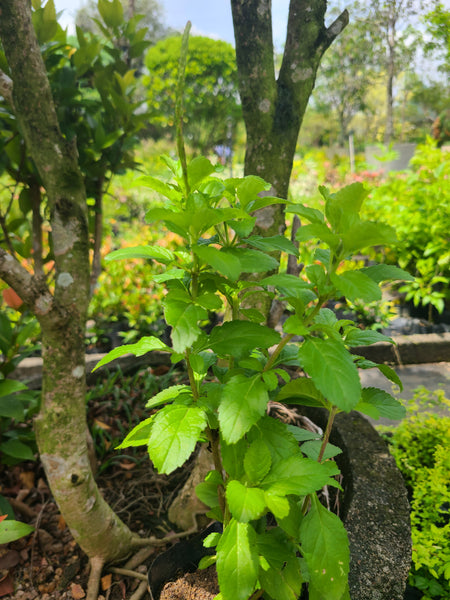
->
xmin=175 ymin=22 xmax=191 ymax=197
xmin=317 ymin=405 xmax=338 ymax=463
xmin=206 ymin=426 xmax=227 ymax=520
xmin=264 ymin=333 xmax=294 ymax=372
xmin=185 ymin=349 xmax=199 ymax=401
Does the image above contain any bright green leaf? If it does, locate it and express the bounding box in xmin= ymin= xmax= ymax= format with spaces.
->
xmin=105 ymin=245 xmax=175 ymax=265
xmin=209 ymin=321 xmax=281 ymax=360
xmin=216 ymin=519 xmax=259 ymax=600
xmin=298 ymin=338 xmax=361 ymax=412
xmin=0 ymin=519 xmax=34 ymax=544
xmin=300 ymin=494 xmax=350 ymax=600
xmin=92 ymin=336 xmax=170 ymax=371
xmin=331 ymin=270 xmax=382 ymax=303
xmin=226 ymin=480 xmax=267 ymax=522
xmin=148 ymin=405 xmax=207 ymax=473
xmin=145 ymin=385 xmax=192 ymax=409
xmin=219 ymin=375 xmax=269 ymax=443
xmin=244 ymin=439 xmax=272 ymax=484
xmin=355 ymin=387 xmax=406 ymax=420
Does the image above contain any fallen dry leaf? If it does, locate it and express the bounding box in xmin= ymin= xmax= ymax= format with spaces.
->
xmin=71 ymin=582 xmax=86 ymax=599
xmin=0 ymin=572 xmax=14 ymax=597
xmin=119 ymin=461 xmax=137 ymax=471
xmin=101 ymin=573 xmax=112 ymax=591
xmin=19 ymin=471 xmax=35 ymax=489
xmin=57 ymin=514 xmax=66 ymax=530
xmin=0 ymin=549 xmax=20 ymax=571
xmin=94 ymin=419 xmax=112 ymax=431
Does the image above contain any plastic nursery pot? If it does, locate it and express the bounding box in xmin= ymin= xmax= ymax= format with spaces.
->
xmin=147 ymin=521 xmax=222 ymax=600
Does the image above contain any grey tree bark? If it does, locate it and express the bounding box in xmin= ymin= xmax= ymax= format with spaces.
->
xmin=0 ymin=0 xmax=139 ymax=577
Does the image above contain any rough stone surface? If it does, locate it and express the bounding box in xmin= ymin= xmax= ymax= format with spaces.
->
xmin=302 ymin=407 xmax=412 ymax=600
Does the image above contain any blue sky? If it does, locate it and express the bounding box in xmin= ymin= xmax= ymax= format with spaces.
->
xmin=54 ymin=0 xmax=291 ymax=48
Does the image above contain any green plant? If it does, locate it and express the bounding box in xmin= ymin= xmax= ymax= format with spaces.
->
xmin=93 ymin=24 xmax=412 ymax=600
xmin=93 ymin=140 xmax=416 ymax=600
xmin=385 ymin=388 xmax=450 ymax=599
xmin=0 ymin=308 xmax=40 ymax=464
xmin=94 ymin=160 xmax=412 ymax=600
xmin=364 ymin=140 xmax=450 ymax=320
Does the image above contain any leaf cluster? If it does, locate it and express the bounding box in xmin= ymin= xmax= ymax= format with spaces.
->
xmin=95 ymin=153 xmax=412 ymax=600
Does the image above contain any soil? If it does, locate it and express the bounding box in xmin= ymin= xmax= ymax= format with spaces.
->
xmin=159 ymin=566 xmax=219 ymax=600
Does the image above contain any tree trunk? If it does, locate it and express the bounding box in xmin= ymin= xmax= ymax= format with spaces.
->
xmin=0 ymin=0 xmax=138 ymax=564
xmin=231 ymin=0 xmax=348 ymax=216
xmin=230 ymin=0 xmax=348 ymax=321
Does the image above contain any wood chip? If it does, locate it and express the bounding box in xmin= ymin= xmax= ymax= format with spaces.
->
xmin=71 ymin=582 xmax=86 ymax=599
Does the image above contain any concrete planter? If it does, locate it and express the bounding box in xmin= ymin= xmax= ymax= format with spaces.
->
xmin=302 ymin=407 xmax=411 ymax=599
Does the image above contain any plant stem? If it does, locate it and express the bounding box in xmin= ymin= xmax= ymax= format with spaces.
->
xmin=175 ymin=22 xmax=191 ymax=196
xmin=206 ymin=426 xmax=227 ymax=520
xmin=185 ymin=349 xmax=199 ymax=401
xmin=318 ymin=405 xmax=339 ymax=463
xmin=264 ymin=332 xmax=294 ymax=372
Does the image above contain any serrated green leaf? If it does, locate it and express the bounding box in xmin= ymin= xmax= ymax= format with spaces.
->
xmin=92 ymin=336 xmax=170 ymax=371
xmin=301 ymin=440 xmax=342 ymax=461
xmin=98 ymin=0 xmax=123 ymax=28
xmin=193 ymin=245 xmax=241 ymax=281
xmin=298 ymin=338 xmax=361 ymax=412
xmin=264 ymin=492 xmax=291 ymax=520
xmin=286 ymin=425 xmax=320 ymax=442
xmin=0 ymin=519 xmax=34 ymax=544
xmin=355 ymin=387 xmax=406 ymax=420
xmin=341 ymin=221 xmax=397 ymax=253
xmin=376 ymin=364 xmax=403 ymax=391
xmin=245 ymin=235 xmax=299 ymax=257
xmin=323 ymin=182 xmax=366 ymax=231
xmin=282 ymin=315 xmax=309 ymax=336
xmin=362 ymin=264 xmax=414 ymax=283
xmin=165 ymin=301 xmax=207 ymax=353
xmin=244 ymin=439 xmax=272 ymax=484
xmin=227 ymin=248 xmax=279 ymax=273
xmin=295 ymin=223 xmax=339 ymax=248
xmin=148 ymin=405 xmax=207 ymax=473
xmin=286 ymin=203 xmax=324 ymax=224
xmin=262 ymin=274 xmax=316 ymax=303
xmin=216 ymin=520 xmax=258 ymax=600
xmin=136 ymin=175 xmax=182 ymax=201
xmin=219 ymin=375 xmax=269 ymax=443
xmin=116 ymin=417 xmax=154 ymax=449
xmin=300 ymin=494 xmax=349 ymax=600
xmin=248 ymin=416 xmax=299 ymax=464
xmin=145 ymin=207 xmax=190 ymax=238
xmin=331 ymin=270 xmax=381 ymax=303
xmin=145 ymin=385 xmax=192 ymax=409
xmin=209 ymin=321 xmax=281 ymax=360
xmin=220 ymin=436 xmax=246 ymax=479
xmin=239 ymin=308 xmax=266 ymax=323
xmin=196 ymin=470 xmax=223 ymax=509
xmin=187 ymin=156 xmax=218 ymax=189
xmin=345 ymin=328 xmax=393 ymax=347
xmin=277 ymin=378 xmax=325 ymax=408
xmin=151 ymin=268 xmax=185 ymax=283
xmin=105 ymin=245 xmax=175 ymax=265
xmin=262 ymin=455 xmax=338 ymax=496
xmin=235 ymin=176 xmax=270 ymax=209
xmin=226 ymin=480 xmax=267 ymax=522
